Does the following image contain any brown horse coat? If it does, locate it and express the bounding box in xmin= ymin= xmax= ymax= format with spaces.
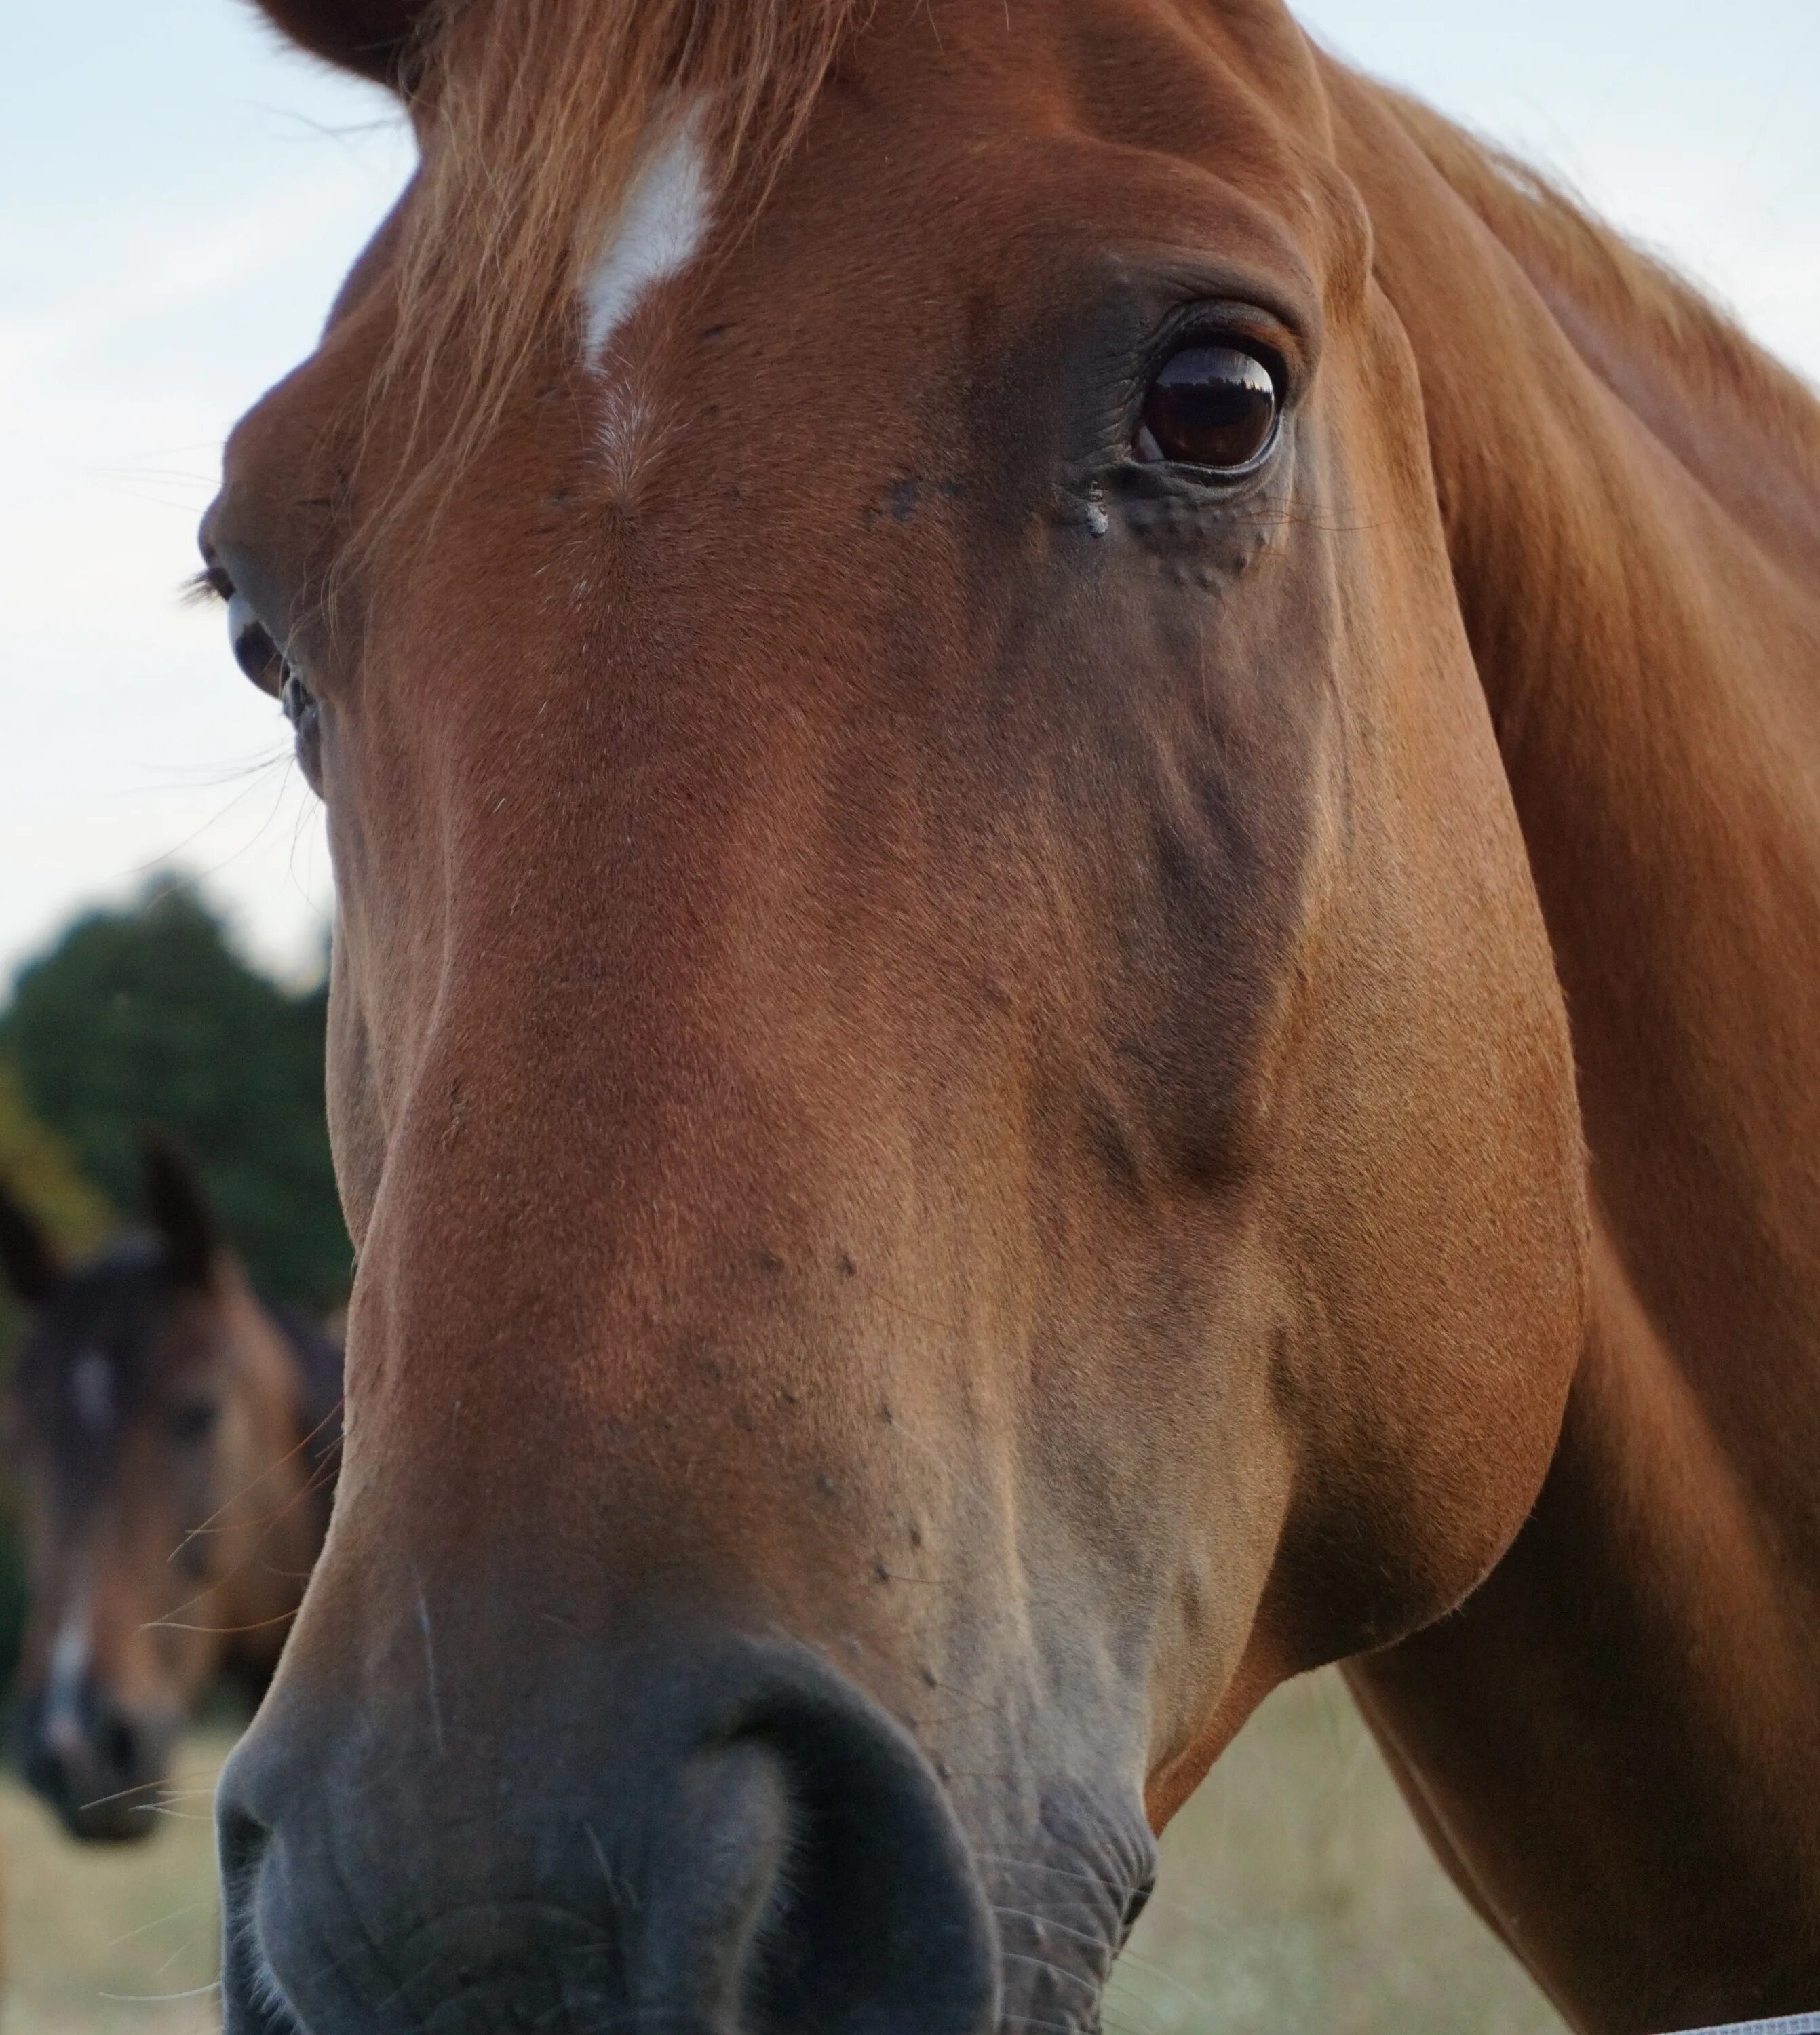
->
xmin=199 ymin=5 xmax=1820 ymax=2031
xmin=1328 ymin=76 xmax=1820 ymax=2025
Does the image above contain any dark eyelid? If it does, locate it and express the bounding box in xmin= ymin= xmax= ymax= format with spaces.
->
xmin=1143 ymin=301 xmax=1302 ymax=410
xmin=1098 ymin=241 xmax=1319 ymax=378
xmin=185 ymin=565 xmax=232 ymax=606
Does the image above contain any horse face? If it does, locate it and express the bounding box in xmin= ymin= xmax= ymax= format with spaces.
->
xmin=6 ymin=1252 xmax=232 ymax=1838
xmin=210 ymin=2 xmax=1588 ymax=2028
xmin=2 ymin=1146 xmax=313 ymax=1842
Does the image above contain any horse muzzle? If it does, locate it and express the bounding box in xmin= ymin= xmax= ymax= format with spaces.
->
xmin=217 ymin=1629 xmax=1001 ymax=2035
xmin=18 ymin=1675 xmax=174 ymax=1842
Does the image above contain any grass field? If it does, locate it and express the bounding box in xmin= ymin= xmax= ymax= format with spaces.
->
xmin=0 ymin=1672 xmax=1566 ymax=2034
xmin=1107 ymin=1671 xmax=1567 ymax=2034
xmin=0 ymin=1728 xmax=228 ymax=2035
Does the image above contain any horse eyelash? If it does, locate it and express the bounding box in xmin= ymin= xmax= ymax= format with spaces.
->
xmin=182 ymin=567 xmax=229 ymax=606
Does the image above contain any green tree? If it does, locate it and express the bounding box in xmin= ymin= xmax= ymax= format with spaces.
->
xmin=0 ymin=1052 xmax=114 ymax=1357
xmin=0 ymin=1068 xmax=114 ymax=1692
xmin=1 ymin=878 xmax=349 ymax=1310
xmin=0 ymin=1059 xmax=113 ymax=1257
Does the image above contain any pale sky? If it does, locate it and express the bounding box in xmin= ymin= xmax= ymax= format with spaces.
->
xmin=3 ymin=0 xmax=1816 ymax=984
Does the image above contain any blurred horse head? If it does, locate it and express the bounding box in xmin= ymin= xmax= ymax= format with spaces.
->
xmin=0 ymin=1142 xmax=340 ymax=1841
xmin=200 ymin=0 xmax=1820 ymax=2028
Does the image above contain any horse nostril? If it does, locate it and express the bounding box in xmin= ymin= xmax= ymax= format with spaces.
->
xmin=731 ymin=1693 xmax=1000 ymax=2035
xmin=217 ymin=1798 xmax=292 ymax=2034
xmin=98 ymin=1711 xmax=140 ymax=1782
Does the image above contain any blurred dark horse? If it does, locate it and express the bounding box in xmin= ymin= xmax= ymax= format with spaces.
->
xmin=0 ymin=1143 xmax=340 ymax=1840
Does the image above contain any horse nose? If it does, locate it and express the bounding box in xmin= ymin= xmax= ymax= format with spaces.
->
xmin=219 ymin=1633 xmax=1000 ymax=2035
xmin=20 ymin=1675 xmax=166 ymax=1842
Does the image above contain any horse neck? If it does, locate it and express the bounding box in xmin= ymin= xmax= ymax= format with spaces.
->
xmin=1322 ymin=58 xmax=1820 ymax=2026
xmin=1334 ymin=71 xmax=1820 ymax=1276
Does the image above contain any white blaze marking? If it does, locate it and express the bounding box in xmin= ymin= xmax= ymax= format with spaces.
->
xmin=581 ymin=99 xmax=714 ymax=366
xmin=44 ymin=1581 xmax=94 ymax=1754
xmin=71 ymin=1349 xmax=113 ymax=1432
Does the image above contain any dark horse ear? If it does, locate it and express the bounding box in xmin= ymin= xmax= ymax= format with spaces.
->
xmin=0 ymin=1181 xmax=60 ymax=1307
xmin=248 ymin=0 xmax=435 ymax=89
xmin=141 ymin=1136 xmax=219 ymax=1290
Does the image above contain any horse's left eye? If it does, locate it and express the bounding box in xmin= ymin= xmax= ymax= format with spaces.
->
xmin=227 ymin=593 xmax=286 ymax=695
xmin=1135 ymin=343 xmax=1279 ymax=473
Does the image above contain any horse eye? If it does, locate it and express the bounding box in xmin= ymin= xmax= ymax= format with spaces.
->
xmin=227 ymin=593 xmax=285 ymax=695
xmin=1135 ymin=343 xmax=1279 ymax=473
xmin=168 ymin=1398 xmax=220 ymax=1446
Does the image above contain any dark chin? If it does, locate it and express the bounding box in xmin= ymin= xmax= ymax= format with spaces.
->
xmin=20 ymin=1697 xmax=177 ymax=1844
xmin=61 ymin=1796 xmax=162 ymax=1844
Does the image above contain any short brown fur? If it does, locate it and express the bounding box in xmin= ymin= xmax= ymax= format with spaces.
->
xmin=204 ymin=6 xmax=1820 ymax=2031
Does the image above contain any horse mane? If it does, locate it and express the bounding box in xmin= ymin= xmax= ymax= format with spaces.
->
xmin=1380 ymin=85 xmax=1820 ymax=499
xmin=361 ymin=0 xmax=859 ymax=541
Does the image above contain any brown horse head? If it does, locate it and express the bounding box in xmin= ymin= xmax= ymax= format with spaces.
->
xmin=2 ymin=1142 xmax=338 ymax=1842
xmin=204 ymin=2 xmax=1590 ymax=2028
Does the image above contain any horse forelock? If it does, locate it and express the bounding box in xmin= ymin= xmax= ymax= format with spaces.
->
xmin=350 ymin=0 xmax=861 ymax=549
